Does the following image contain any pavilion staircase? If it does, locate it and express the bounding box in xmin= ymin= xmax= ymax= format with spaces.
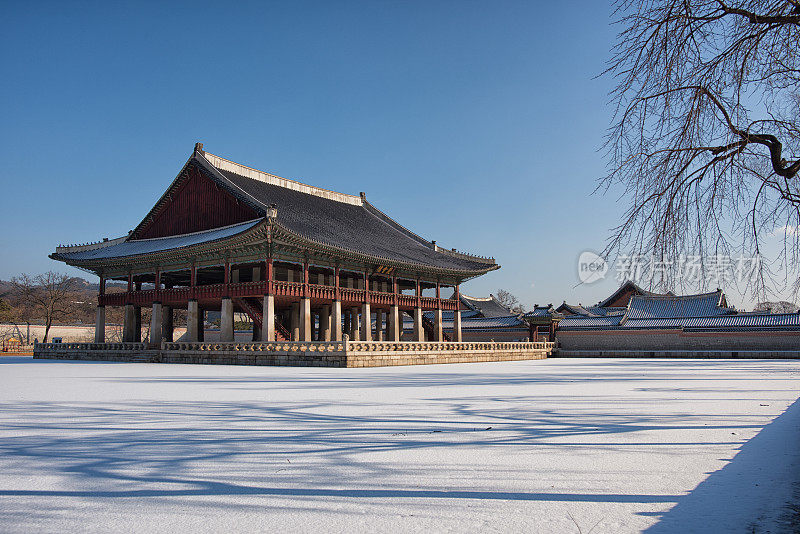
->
xmin=233 ymin=297 xmax=290 ymax=341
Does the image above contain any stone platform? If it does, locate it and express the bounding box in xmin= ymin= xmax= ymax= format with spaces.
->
xmin=34 ymin=340 xmax=553 ymax=368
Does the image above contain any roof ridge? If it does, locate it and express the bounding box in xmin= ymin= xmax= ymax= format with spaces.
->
xmin=203 ymin=151 xmax=363 ymax=206
xmin=460 ymin=294 xmax=495 ymax=301
xmin=630 ymin=290 xmax=722 ymax=301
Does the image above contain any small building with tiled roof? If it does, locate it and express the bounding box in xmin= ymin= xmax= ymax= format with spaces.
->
xmin=556 ymin=288 xmax=800 ymax=356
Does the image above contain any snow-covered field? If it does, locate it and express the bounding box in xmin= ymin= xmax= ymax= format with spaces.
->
xmin=0 ymin=357 xmax=798 ymax=533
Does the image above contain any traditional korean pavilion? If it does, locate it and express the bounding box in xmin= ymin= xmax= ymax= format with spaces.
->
xmin=50 ymin=144 xmax=502 ymax=347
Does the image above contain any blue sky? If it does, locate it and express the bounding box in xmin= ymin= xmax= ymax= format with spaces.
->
xmin=0 ymin=1 xmax=777 ymax=309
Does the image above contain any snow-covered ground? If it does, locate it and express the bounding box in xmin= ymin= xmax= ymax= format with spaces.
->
xmin=0 ymin=357 xmax=798 ymax=533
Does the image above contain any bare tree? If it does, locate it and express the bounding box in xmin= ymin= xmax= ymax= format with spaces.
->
xmin=602 ymin=0 xmax=800 ymax=296
xmin=495 ymin=289 xmax=526 ymax=314
xmin=12 ymin=272 xmax=81 ymax=343
xmin=754 ymin=300 xmax=799 ymax=312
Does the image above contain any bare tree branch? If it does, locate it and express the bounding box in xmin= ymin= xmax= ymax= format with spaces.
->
xmin=603 ymin=0 xmax=800 ymax=298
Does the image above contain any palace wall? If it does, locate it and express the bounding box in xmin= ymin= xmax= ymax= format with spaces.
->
xmin=557 ymin=328 xmax=800 ymax=356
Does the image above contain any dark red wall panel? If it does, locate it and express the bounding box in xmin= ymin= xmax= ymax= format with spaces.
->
xmin=137 ymin=165 xmax=258 ymax=239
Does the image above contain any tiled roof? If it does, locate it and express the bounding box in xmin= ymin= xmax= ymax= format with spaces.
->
xmin=556 ymin=303 xmax=592 ymax=316
xmin=524 ymin=306 xmax=556 ymax=317
xmin=597 ymin=280 xmax=656 ymax=307
xmin=54 ymin=149 xmax=498 ymax=274
xmin=197 ymin=153 xmax=497 ymax=273
xmin=558 ymin=315 xmax=625 ymax=328
xmin=625 ymin=291 xmax=728 ymax=319
xmin=462 ymin=315 xmax=527 ymax=330
xmin=459 ymin=294 xmax=514 ymax=317
xmin=558 ymin=288 xmax=800 ymax=331
xmin=423 ymin=310 xmax=480 ymax=321
xmin=53 ymin=220 xmax=261 ymax=261
xmin=619 ymin=313 xmax=800 ymax=330
xmin=586 ymin=306 xmax=627 ymax=316
xmin=407 ymin=313 xmax=526 ymax=330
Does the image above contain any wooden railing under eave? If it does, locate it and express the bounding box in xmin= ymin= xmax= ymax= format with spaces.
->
xmin=100 ymin=282 xmax=460 ymax=310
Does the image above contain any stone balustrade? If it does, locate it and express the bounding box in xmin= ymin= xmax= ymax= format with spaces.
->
xmin=36 ymin=342 xmax=147 ymax=351
xmin=35 ymin=340 xmax=554 ymax=368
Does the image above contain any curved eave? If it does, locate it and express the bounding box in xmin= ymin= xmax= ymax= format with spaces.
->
xmin=49 ymin=219 xmax=268 ymax=271
xmin=49 ymin=219 xmax=499 ymax=281
xmin=272 ymin=223 xmax=500 ymax=280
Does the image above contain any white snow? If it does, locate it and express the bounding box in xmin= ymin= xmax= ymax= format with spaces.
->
xmin=0 ymin=357 xmax=798 ymax=533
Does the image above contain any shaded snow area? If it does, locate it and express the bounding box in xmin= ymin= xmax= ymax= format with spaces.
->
xmin=0 ymin=357 xmax=799 ymax=533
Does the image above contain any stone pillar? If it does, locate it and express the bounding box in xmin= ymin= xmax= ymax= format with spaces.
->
xmin=350 ymin=307 xmax=360 ymax=341
xmin=433 ymin=308 xmax=443 ymax=341
xmin=388 ymin=305 xmax=400 ymax=341
xmin=94 ymin=306 xmax=105 ymax=343
xmin=376 ymin=310 xmax=384 ymax=341
xmin=300 ymin=298 xmax=311 ymax=342
xmin=332 ymin=301 xmax=342 ymax=341
xmin=290 ymin=303 xmax=300 ymax=341
xmin=150 ymin=302 xmax=163 ymax=346
xmin=187 ymin=300 xmax=200 ymax=342
xmin=123 ymin=304 xmax=135 ymax=342
xmin=361 ymin=302 xmax=371 ymax=341
xmin=320 ymin=305 xmax=331 ymax=341
xmin=413 ymin=307 xmax=424 ymax=342
xmin=133 ymin=306 xmax=142 ymax=342
xmin=162 ymin=305 xmax=173 ymax=343
xmin=453 ymin=310 xmax=462 ymax=342
xmin=220 ymin=297 xmax=234 ymax=342
xmin=262 ymin=295 xmax=275 ymax=341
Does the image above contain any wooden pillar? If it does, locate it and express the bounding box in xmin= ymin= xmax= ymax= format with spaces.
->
xmin=262 ymin=257 xmax=275 ymax=341
xmin=224 ymin=259 xmax=230 ymax=296
xmin=266 ymin=258 xmax=274 ymax=294
xmin=332 ymin=265 xmax=342 ymax=341
xmin=303 ymin=260 xmax=309 ymax=297
xmin=190 ymin=263 xmax=197 ymax=299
